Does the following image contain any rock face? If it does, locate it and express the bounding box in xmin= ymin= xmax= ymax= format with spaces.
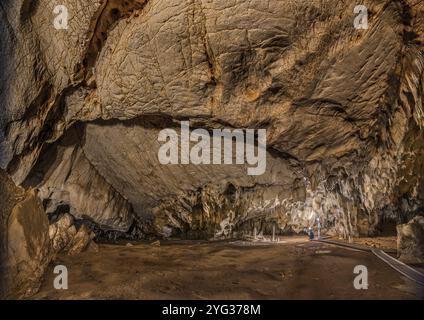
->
xmin=49 ymin=214 xmax=77 ymax=253
xmin=0 ymin=170 xmax=19 ymax=296
xmin=6 ymin=189 xmax=52 ymax=297
xmin=49 ymin=213 xmax=97 ymax=255
xmin=0 ymin=169 xmax=52 ymax=298
xmin=67 ymin=225 xmax=97 ymax=255
xmin=397 ymin=216 xmax=424 ymax=263
xmin=0 ymin=169 xmax=97 ymax=298
xmin=1 ymin=1 xmax=424 ymax=240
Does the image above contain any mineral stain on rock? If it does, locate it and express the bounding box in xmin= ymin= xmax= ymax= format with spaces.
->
xmin=0 ymin=0 xmax=424 ymax=299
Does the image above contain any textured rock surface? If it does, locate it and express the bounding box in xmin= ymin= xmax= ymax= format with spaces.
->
xmin=397 ymin=215 xmax=424 ymax=263
xmin=0 ymin=169 xmax=27 ymax=297
xmin=6 ymin=189 xmax=52 ymax=297
xmin=0 ymin=169 xmax=97 ymax=298
xmin=1 ymin=0 xmax=424 ymax=240
xmin=49 ymin=214 xmax=97 ymax=255
xmin=0 ymin=170 xmax=52 ymax=298
xmin=49 ymin=213 xmax=77 ymax=253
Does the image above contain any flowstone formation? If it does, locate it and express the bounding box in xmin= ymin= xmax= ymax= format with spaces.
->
xmin=0 ymin=0 xmax=423 ymax=244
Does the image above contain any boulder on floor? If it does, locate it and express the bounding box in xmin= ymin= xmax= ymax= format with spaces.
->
xmin=397 ymin=216 xmax=424 ymax=264
xmin=49 ymin=213 xmax=98 ymax=256
xmin=67 ymin=224 xmax=96 ymax=256
xmin=49 ymin=213 xmax=77 ymax=253
xmin=5 ymin=189 xmax=53 ymax=297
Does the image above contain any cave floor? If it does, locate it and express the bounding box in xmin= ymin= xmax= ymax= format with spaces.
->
xmin=33 ymin=237 xmax=423 ymax=300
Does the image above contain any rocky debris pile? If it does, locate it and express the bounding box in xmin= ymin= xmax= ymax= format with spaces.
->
xmin=0 ymin=168 xmax=98 ymax=298
xmin=4 ymin=209 xmax=99 ymax=298
xmin=50 ymin=214 xmax=99 ymax=255
xmin=49 ymin=213 xmax=99 ymax=256
xmin=397 ymin=216 xmax=424 ymax=264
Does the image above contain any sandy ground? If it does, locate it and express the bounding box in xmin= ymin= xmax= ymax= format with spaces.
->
xmin=33 ymin=237 xmax=424 ymax=300
xmin=341 ymin=237 xmax=398 ymax=251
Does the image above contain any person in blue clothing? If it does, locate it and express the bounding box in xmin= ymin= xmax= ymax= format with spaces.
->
xmin=308 ymin=227 xmax=314 ymax=240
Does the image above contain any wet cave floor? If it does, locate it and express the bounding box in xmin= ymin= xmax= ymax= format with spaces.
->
xmin=33 ymin=237 xmax=424 ymax=300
